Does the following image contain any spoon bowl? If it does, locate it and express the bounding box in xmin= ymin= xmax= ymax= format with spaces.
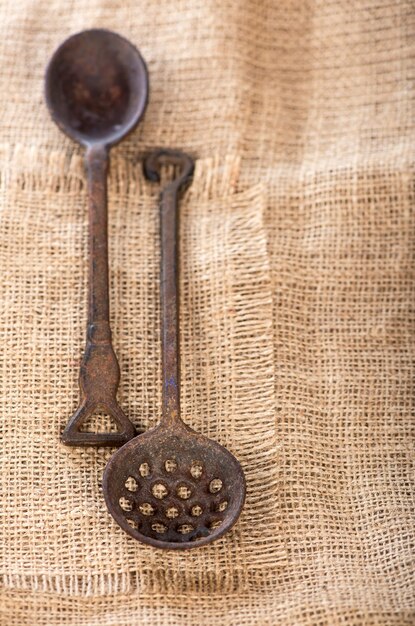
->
xmin=45 ymin=29 xmax=148 ymax=147
xmin=103 ymin=421 xmax=245 ymax=549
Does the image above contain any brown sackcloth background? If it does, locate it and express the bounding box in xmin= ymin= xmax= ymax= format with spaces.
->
xmin=0 ymin=1 xmax=414 ymax=625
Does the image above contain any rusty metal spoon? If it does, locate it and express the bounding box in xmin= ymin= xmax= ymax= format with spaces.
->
xmin=103 ymin=149 xmax=246 ymax=548
xmin=45 ymin=30 xmax=148 ymax=445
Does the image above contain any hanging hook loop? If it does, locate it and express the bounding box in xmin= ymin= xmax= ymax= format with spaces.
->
xmin=144 ymin=148 xmax=194 ymax=192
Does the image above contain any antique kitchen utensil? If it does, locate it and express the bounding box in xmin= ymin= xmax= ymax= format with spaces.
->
xmin=103 ymin=149 xmax=246 ymax=548
xmin=45 ymin=29 xmax=148 ymax=445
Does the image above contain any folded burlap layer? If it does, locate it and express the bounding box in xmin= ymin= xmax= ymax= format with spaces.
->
xmin=0 ymin=0 xmax=413 ymax=625
xmin=0 ymin=145 xmax=285 ymax=593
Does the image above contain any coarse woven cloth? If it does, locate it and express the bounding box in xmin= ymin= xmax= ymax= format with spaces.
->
xmin=0 ymin=1 xmax=414 ymax=625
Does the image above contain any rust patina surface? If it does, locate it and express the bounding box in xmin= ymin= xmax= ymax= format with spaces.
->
xmin=103 ymin=150 xmax=246 ymax=549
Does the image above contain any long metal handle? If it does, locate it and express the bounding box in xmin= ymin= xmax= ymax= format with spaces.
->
xmin=144 ymin=149 xmax=194 ymax=426
xmin=87 ymin=144 xmax=110 ymax=333
xmin=62 ymin=144 xmax=136 ymax=446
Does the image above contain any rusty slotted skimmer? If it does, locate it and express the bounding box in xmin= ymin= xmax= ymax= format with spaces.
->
xmin=103 ymin=149 xmax=246 ymax=549
xmin=44 ymin=30 xmax=148 ymax=445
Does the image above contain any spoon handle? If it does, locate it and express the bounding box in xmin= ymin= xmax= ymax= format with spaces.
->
xmin=87 ymin=145 xmax=110 ymax=329
xmin=62 ymin=145 xmax=136 ymax=446
xmin=144 ymin=149 xmax=194 ymax=426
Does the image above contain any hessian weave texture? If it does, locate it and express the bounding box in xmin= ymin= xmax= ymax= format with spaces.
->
xmin=0 ymin=1 xmax=414 ymax=624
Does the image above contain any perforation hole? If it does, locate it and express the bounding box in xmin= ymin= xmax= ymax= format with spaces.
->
xmin=151 ymin=522 xmax=167 ymax=534
xmin=139 ymin=503 xmax=155 ymax=516
xmin=209 ymin=478 xmax=223 ymax=493
xmin=152 ymin=483 xmax=168 ymax=499
xmin=217 ymin=500 xmax=228 ymax=512
xmin=190 ymin=460 xmax=203 ymax=478
xmin=177 ymin=485 xmax=192 ymax=499
xmin=209 ymin=519 xmax=222 ymax=530
xmin=165 ymin=506 xmax=179 ymax=519
xmin=125 ymin=476 xmax=138 ymax=492
xmin=126 ymin=519 xmax=138 ymax=529
xmin=139 ymin=463 xmax=150 ymax=477
xmin=119 ymin=497 xmax=133 ymax=512
xmin=177 ymin=524 xmax=194 ymax=534
xmin=164 ymin=459 xmax=177 ymax=472
xmin=191 ymin=505 xmax=203 ymax=517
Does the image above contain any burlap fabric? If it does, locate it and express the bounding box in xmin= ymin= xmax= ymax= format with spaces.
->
xmin=0 ymin=1 xmax=413 ymax=625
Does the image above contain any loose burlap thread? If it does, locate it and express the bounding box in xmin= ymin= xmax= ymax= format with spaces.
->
xmin=0 ymin=0 xmax=414 ymax=625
